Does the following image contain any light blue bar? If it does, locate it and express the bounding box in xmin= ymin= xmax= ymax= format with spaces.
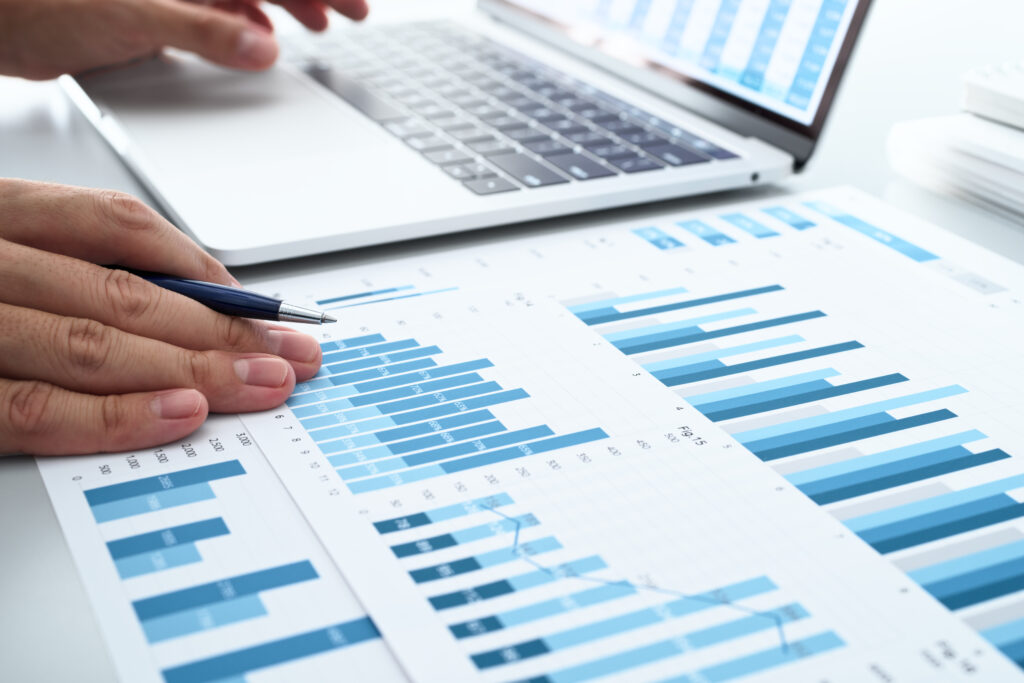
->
xmin=699 ymin=631 xmax=844 ymax=682
xmin=500 ymin=583 xmax=636 ymax=628
xmin=763 ymin=206 xmax=814 ymax=230
xmin=318 ymin=333 xmax=387 ymax=349
xmin=567 ymin=286 xmax=690 ymax=314
xmin=633 ymin=226 xmax=684 ymax=250
xmin=784 ymin=0 xmax=845 ymax=109
xmin=324 ymin=412 xmax=498 ymax=462
xmin=322 ymin=339 xmax=419 ymax=364
xmin=477 ymin=536 xmax=560 ymax=569
xmin=92 ymin=483 xmax=215 ymax=523
xmin=295 ymin=358 xmax=438 ymax=394
xmin=805 ymin=200 xmax=939 ymax=262
xmin=508 ymin=556 xmax=608 ymax=591
xmin=910 ymin=539 xmax=1024 ymax=586
xmin=142 ymin=595 xmax=267 ymax=643
xmin=983 ymin=616 xmax=1024 ymax=648
xmin=287 ymin=385 xmax=358 ymax=406
xmin=300 ymin=405 xmax=381 ymax=429
xmin=678 ymin=219 xmax=735 ymax=246
xmin=698 ymin=0 xmax=741 ymax=72
xmin=722 ymin=213 xmax=779 ymax=238
xmin=292 ymin=373 xmax=483 ymax=417
xmin=430 ymin=493 xmax=514 ymax=523
xmin=309 ymin=415 xmax=396 ymax=440
xmin=846 ymin=473 xmax=1024 ymax=533
xmin=115 ymin=543 xmax=202 ymax=579
xmin=603 ymin=308 xmax=755 ymax=342
xmin=347 ymin=465 xmax=446 ymax=493
xmin=687 ymin=368 xmax=839 ymax=406
xmin=643 ymin=335 xmax=803 ymax=373
xmin=787 ymin=430 xmax=986 ymax=485
xmin=452 ymin=515 xmax=538 ymax=545
xmin=739 ymin=0 xmax=790 ymax=90
xmin=734 ymin=385 xmax=967 ymax=443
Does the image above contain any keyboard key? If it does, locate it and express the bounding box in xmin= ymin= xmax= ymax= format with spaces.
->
xmin=643 ymin=143 xmax=709 ymax=166
xmin=504 ymin=127 xmax=550 ymax=143
xmin=444 ymin=164 xmax=477 ymax=180
xmin=438 ymin=117 xmax=475 ymax=131
xmin=520 ymin=106 xmax=561 ymax=123
xmin=406 ymin=135 xmax=452 ymax=152
xmin=609 ymin=154 xmax=664 ymax=173
xmin=565 ymin=130 xmax=613 ymax=146
xmin=488 ymin=153 xmax=569 ymax=187
xmin=308 ymin=70 xmax=406 ymax=122
xmin=465 ymin=104 xmax=506 ymax=119
xmin=385 ymin=119 xmax=432 ymax=138
xmin=463 ymin=177 xmax=519 ymax=195
xmin=501 ymin=94 xmax=539 ymax=109
xmin=480 ymin=113 xmax=524 ymax=130
xmin=468 ymin=139 xmax=514 ymax=156
xmin=524 ymin=138 xmax=571 ymax=156
xmin=545 ymin=118 xmax=588 ymax=135
xmin=546 ymin=153 xmax=616 ymax=180
xmin=424 ymin=148 xmax=473 ymax=165
xmin=620 ymin=130 xmax=668 ymax=146
xmin=587 ymin=143 xmax=635 ymax=159
xmin=449 ymin=126 xmax=493 ymax=142
xmin=573 ymin=105 xmax=618 ymax=123
xmin=600 ymin=118 xmax=644 ymax=135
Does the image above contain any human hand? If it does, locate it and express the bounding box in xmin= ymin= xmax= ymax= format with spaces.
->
xmin=0 ymin=179 xmax=323 ymax=455
xmin=0 ymin=0 xmax=369 ymax=80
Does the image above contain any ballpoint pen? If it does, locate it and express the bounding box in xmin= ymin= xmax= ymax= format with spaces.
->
xmin=134 ymin=272 xmax=337 ymax=324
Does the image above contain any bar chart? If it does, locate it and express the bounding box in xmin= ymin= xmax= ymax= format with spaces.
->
xmin=372 ymin=494 xmax=845 ymax=681
xmin=566 ymin=276 xmax=1024 ymax=669
xmin=290 ymin=333 xmax=608 ymax=495
xmin=316 ymin=284 xmax=459 ymax=311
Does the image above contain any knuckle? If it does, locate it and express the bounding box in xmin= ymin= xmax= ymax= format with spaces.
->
xmin=182 ymin=349 xmax=214 ymax=387
xmin=95 ymin=189 xmax=156 ymax=232
xmin=2 ymin=381 xmax=57 ymax=438
xmin=102 ymin=268 xmax=157 ymax=323
xmin=99 ymin=395 xmax=131 ymax=437
xmin=219 ymin=315 xmax=265 ymax=351
xmin=61 ymin=318 xmax=115 ymax=375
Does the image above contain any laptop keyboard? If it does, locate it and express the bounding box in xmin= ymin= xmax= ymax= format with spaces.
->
xmin=282 ymin=21 xmax=738 ymax=195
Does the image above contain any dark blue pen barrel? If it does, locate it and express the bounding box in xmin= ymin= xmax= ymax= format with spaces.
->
xmin=141 ymin=276 xmax=280 ymax=321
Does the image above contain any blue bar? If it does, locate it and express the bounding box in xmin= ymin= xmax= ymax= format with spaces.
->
xmin=439 ymin=428 xmax=609 ymax=474
xmin=328 ymin=420 xmax=505 ymax=466
xmin=142 ymin=595 xmax=267 ymax=643
xmin=392 ymin=514 xmax=539 ymax=558
xmin=785 ymin=0 xmax=846 ymax=109
xmin=319 ymin=333 xmax=386 ymax=350
xmin=644 ymin=335 xmax=803 ymax=373
xmin=911 ymin=539 xmax=1024 ymax=586
xmin=858 ymin=494 xmax=1024 ymax=554
xmin=677 ymin=220 xmax=735 ymax=246
xmin=660 ymin=341 xmax=863 ymax=386
xmin=787 ymin=430 xmax=986 ymax=485
xmin=633 ymin=226 xmax=684 ymax=250
xmin=699 ymin=631 xmax=844 ymax=682
xmin=916 ymin=541 xmax=1024 ymax=610
xmin=428 ymin=556 xmax=607 ymax=610
xmin=722 ymin=213 xmax=779 ymax=238
xmin=983 ymin=616 xmax=1024 ymax=648
xmin=322 ymin=339 xmax=419 ymax=364
xmin=661 ymin=0 xmax=695 ymax=53
xmin=805 ymin=200 xmax=939 ymax=262
xmin=409 ymin=536 xmax=561 ymax=583
xmin=114 ymin=543 xmax=202 ymax=579
xmin=317 ymin=288 xmax=412 ymax=306
xmin=621 ymin=311 xmax=825 ymax=356
xmin=334 ymin=287 xmax=458 ymax=309
xmin=847 ymin=473 xmax=1024 ymax=532
xmin=323 ymin=410 xmax=497 ymax=460
xmin=698 ymin=0 xmax=741 ymax=72
xmin=134 ymin=561 xmax=318 ymax=621
xmin=763 ymin=206 xmax=815 ymax=230
xmin=85 ymin=461 xmax=245 ymax=507
xmin=739 ymin=0 xmax=791 ymax=90
xmin=574 ymin=285 xmax=783 ymax=325
xmin=797 ymin=447 xmax=1008 ymax=504
xmin=322 ymin=345 xmax=442 ymax=375
xmin=91 ymin=483 xmax=217 ymax=523
xmin=450 ymin=582 xmax=637 ymax=638
xmin=337 ymin=426 xmax=553 ymax=479
xmin=567 ymin=286 xmax=690 ymax=314
xmin=688 ymin=368 xmax=839 ymax=406
xmin=292 ymin=373 xmax=484 ymax=417
xmin=292 ymin=358 xmax=437 ymax=394
xmin=374 ymin=493 xmax=514 ymax=534
xmin=702 ymin=373 xmax=908 ymax=422
xmin=108 ymin=517 xmax=229 ymax=560
xmin=470 ymin=577 xmax=778 ymax=668
xmin=161 ymin=617 xmax=380 ymax=683
xmin=750 ymin=410 xmax=958 ymax=462
xmin=603 ymin=308 xmax=755 ymax=343
xmin=734 ymin=385 xmax=968 ymax=443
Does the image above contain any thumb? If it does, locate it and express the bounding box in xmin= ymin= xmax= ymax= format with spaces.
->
xmin=146 ymin=0 xmax=279 ymax=70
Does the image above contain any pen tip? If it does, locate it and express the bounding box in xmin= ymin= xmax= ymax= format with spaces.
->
xmin=322 ymin=314 xmax=338 ymax=324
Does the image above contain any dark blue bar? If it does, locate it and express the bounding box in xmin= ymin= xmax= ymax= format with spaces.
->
xmin=402 ymin=426 xmax=553 ymax=468
xmin=575 ymin=285 xmax=784 ymax=325
xmin=375 ymin=513 xmax=431 ymax=534
xmin=802 ymin=448 xmax=1010 ymax=505
xmin=430 ymin=580 xmax=516 ymax=610
xmin=659 ymin=341 xmax=864 ymax=386
xmin=703 ymin=374 xmax=908 ymax=422
xmin=392 ymin=533 xmax=458 ymax=558
xmin=440 ymin=428 xmax=609 ymax=474
xmin=317 ymin=288 xmax=405 ymax=306
xmin=134 ymin=561 xmax=317 ymax=621
xmin=107 ymin=518 xmax=229 ymax=560
xmin=752 ymin=410 xmax=957 ymax=461
xmin=384 ymin=421 xmax=506 ymax=456
xmin=860 ymin=494 xmax=1024 ymax=553
xmin=84 ymin=461 xmax=245 ymax=506
xmin=161 ymin=617 xmax=380 ymax=683
xmin=617 ymin=311 xmax=825 ymax=356
xmin=926 ymin=558 xmax=1024 ymax=610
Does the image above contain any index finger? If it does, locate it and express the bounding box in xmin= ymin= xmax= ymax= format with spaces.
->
xmin=0 ymin=179 xmax=237 ymax=287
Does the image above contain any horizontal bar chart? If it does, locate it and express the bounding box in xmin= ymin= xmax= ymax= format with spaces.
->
xmin=107 ymin=517 xmax=229 ymax=579
xmin=161 ymin=617 xmax=381 ymax=683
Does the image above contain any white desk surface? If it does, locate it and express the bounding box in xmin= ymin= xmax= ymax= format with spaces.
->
xmin=2 ymin=1 xmax=1023 ymax=679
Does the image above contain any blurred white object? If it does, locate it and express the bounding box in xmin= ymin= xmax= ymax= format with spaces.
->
xmin=963 ymin=61 xmax=1024 ymax=130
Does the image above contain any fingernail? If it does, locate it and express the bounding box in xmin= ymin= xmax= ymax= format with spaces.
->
xmin=267 ymin=330 xmax=320 ymax=363
xmin=235 ymin=357 xmax=290 ymax=387
xmin=151 ymin=390 xmax=203 ymax=420
xmin=236 ymin=27 xmax=278 ymax=67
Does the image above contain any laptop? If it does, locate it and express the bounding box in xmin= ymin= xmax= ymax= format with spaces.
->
xmin=64 ymin=0 xmax=872 ymax=265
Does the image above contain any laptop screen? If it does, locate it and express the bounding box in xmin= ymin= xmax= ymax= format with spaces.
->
xmin=496 ymin=0 xmax=864 ymax=128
